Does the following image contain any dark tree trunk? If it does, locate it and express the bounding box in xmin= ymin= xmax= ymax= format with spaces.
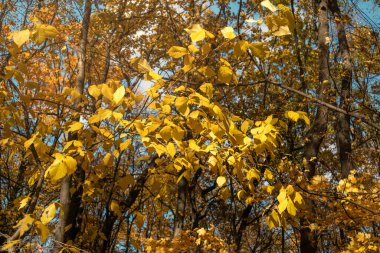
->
xmin=328 ymin=0 xmax=353 ymax=178
xmin=300 ymin=0 xmax=331 ymax=252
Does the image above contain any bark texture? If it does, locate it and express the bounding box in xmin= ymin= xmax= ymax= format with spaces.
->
xmin=55 ymin=0 xmax=92 ymax=247
xmin=329 ymin=0 xmax=353 ymax=178
xmin=300 ymin=0 xmax=331 ymax=252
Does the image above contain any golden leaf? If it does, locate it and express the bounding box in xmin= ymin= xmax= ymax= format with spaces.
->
xmin=167 ymin=46 xmax=188 ymax=58
xmin=11 ymin=29 xmax=30 ymax=47
xmin=88 ymin=85 xmax=101 ymax=99
xmin=159 ymin=126 xmax=172 ymax=141
xmin=217 ymin=66 xmax=233 ymax=84
xmin=261 ymin=0 xmax=278 ymax=12
xmin=67 ymin=121 xmax=83 ymax=132
xmin=185 ymin=24 xmax=206 ymax=43
xmin=286 ymin=197 xmax=297 ymax=216
xmin=221 ymin=26 xmax=236 ymax=39
xmin=113 ymin=86 xmax=125 ymax=104
xmin=167 ymin=142 xmax=176 ymax=158
xmin=31 ymin=24 xmax=59 ymax=45
xmin=41 ymin=203 xmax=57 ymax=224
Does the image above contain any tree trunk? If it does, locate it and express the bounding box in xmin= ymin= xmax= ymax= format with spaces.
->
xmin=300 ymin=0 xmax=330 ymax=252
xmin=174 ymin=171 xmax=188 ymax=237
xmin=55 ymin=0 xmax=92 ymax=248
xmin=328 ymin=0 xmax=353 ymax=178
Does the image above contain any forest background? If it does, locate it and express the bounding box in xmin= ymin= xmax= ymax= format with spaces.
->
xmin=0 ymin=0 xmax=379 ymax=252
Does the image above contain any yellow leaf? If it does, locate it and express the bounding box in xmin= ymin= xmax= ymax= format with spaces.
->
xmin=216 ymin=176 xmax=226 ymax=187
xmin=88 ymin=85 xmax=101 ymax=99
xmin=159 ymin=126 xmax=172 ymax=141
xmin=273 ymin=25 xmax=291 ymax=36
xmin=167 ymin=46 xmax=188 ymax=58
xmin=120 ymin=139 xmax=132 ymax=152
xmin=266 ymin=185 xmax=275 ymax=194
xmin=41 ymin=203 xmax=57 ymax=224
xmin=32 ymin=24 xmax=59 ymax=45
xmin=103 ymin=153 xmax=113 ymax=166
xmin=197 ymin=66 xmax=216 ymax=77
xmin=172 ymin=126 xmax=185 ymax=141
xmin=286 ymin=185 xmax=295 ymax=196
xmin=264 ymin=169 xmax=274 ymax=180
xmin=11 ymin=29 xmax=30 ymax=47
xmin=67 ymin=121 xmax=83 ymax=132
xmin=153 ymin=144 xmax=166 ymax=157
xmin=35 ymin=221 xmax=49 ymax=242
xmin=227 ymin=156 xmax=235 ymax=165
xmin=294 ymin=191 xmax=303 ymax=205
xmin=212 ymin=104 xmax=225 ymax=120
xmin=182 ymin=54 xmax=194 ymax=72
xmin=89 ymin=108 xmax=113 ymax=124
xmin=247 ymin=169 xmax=260 ymax=181
xmin=18 ymin=196 xmax=31 ymax=210
xmin=267 ymin=210 xmax=280 ymax=229
xmin=249 ymin=42 xmax=268 ymax=58
xmin=101 ymin=84 xmax=114 ymax=101
xmin=175 ymin=97 xmax=189 ymax=115
xmin=277 ymin=187 xmax=287 ymax=202
xmin=285 ymin=111 xmax=300 ymax=122
xmin=24 ymin=134 xmax=37 ymax=149
xmin=146 ymin=71 xmax=162 ymax=81
xmin=297 ymin=111 xmax=310 ymax=125
xmin=13 ymin=214 xmax=34 ymax=238
xmin=187 ymin=44 xmax=199 ymax=53
xmin=278 ymin=197 xmax=288 ymax=214
xmin=131 ymin=58 xmax=152 ymax=73
xmin=45 ymin=154 xmax=77 ymax=182
xmin=199 ymin=83 xmax=214 ymax=98
xmin=218 ymin=66 xmax=233 ymax=84
xmin=185 ymin=24 xmax=206 ymax=43
xmin=167 ymin=142 xmax=176 ymax=158
xmin=112 ymin=111 xmax=123 ymax=121
xmin=286 ymin=197 xmax=297 ymax=216
xmin=221 ymin=26 xmax=236 ymax=39
xmin=234 ymin=40 xmax=249 ymax=57
xmin=63 ymin=155 xmax=77 ymax=175
xmin=278 ymin=4 xmax=295 ymax=31
xmin=197 ymin=228 xmax=206 ymax=236
xmin=113 ymin=86 xmax=125 ymax=104
xmin=261 ymin=0 xmax=278 ymax=12
xmin=266 ymin=13 xmax=293 ymax=36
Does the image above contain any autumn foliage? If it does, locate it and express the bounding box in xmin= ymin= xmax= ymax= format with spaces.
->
xmin=0 ymin=0 xmax=379 ymax=252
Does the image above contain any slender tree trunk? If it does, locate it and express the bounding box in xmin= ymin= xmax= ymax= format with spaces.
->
xmin=235 ymin=204 xmax=253 ymax=252
xmin=328 ymin=0 xmax=353 ymax=178
xmin=174 ymin=170 xmax=188 ymax=237
xmin=55 ymin=0 xmax=92 ymax=248
xmin=300 ymin=0 xmax=330 ymax=252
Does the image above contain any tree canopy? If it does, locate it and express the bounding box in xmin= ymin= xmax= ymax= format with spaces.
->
xmin=0 ymin=0 xmax=379 ymax=252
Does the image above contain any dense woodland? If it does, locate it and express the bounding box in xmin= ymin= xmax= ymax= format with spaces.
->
xmin=0 ymin=0 xmax=379 ymax=252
